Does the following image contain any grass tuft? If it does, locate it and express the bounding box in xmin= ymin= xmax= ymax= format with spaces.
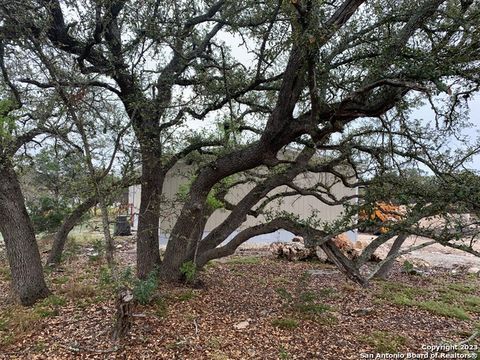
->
xmin=227 ymin=256 xmax=261 ymax=265
xmin=416 ymin=300 xmax=470 ymax=320
xmin=271 ymin=317 xmax=299 ymax=330
xmin=176 ymin=289 xmax=196 ymax=302
xmin=294 ymin=302 xmax=331 ymax=315
xmin=360 ymin=331 xmax=407 ymax=353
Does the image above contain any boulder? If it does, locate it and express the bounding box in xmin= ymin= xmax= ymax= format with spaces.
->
xmin=467 ymin=266 xmax=480 ymax=275
xmin=315 ymin=246 xmax=329 ymax=262
xmin=370 ymin=245 xmax=393 ymax=262
xmin=332 ymin=233 xmax=358 ymax=259
xmin=353 ymin=239 xmax=369 ymax=251
xmin=233 ymin=321 xmax=250 ymax=330
xmin=408 ymin=258 xmax=431 ymax=268
xmin=269 ymin=241 xmax=315 ymax=261
xmin=291 ymin=236 xmax=304 ymax=244
xmin=333 ymin=233 xmax=354 ymax=252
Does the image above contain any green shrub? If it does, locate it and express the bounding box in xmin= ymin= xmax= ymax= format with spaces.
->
xmin=0 ymin=266 xmax=11 ymax=281
xmin=133 ymin=271 xmax=158 ymax=305
xmin=28 ymin=197 xmax=70 ymax=234
xmin=99 ymin=266 xmax=113 ymax=287
xmin=315 ymin=313 xmax=339 ymax=326
xmin=180 ymin=261 xmax=197 ymax=283
xmin=402 ymin=260 xmax=415 ymax=274
xmin=34 ymin=295 xmax=66 ymax=318
xmin=318 ymin=287 xmax=336 ymax=298
xmin=88 ymin=238 xmax=104 ymax=261
xmin=464 ymin=295 xmax=480 ymax=306
xmin=0 ymin=317 xmax=7 ymax=331
xmin=113 ymin=267 xmax=159 ymax=305
xmin=447 ymin=283 xmax=476 ymax=294
xmin=299 ymin=291 xmax=316 ymax=303
xmin=154 ymin=298 xmax=168 ymax=318
xmin=295 ymin=302 xmax=331 ymax=315
xmin=62 ymin=237 xmax=81 ymax=260
xmin=278 ymin=346 xmax=291 ymax=359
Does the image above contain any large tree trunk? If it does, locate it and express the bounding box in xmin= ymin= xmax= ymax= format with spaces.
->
xmin=144 ymin=43 xmax=311 ymax=282
xmin=47 ymin=195 xmax=98 ymax=265
xmin=160 ymin=143 xmax=271 ymax=281
xmin=136 ymin=151 xmax=164 ymax=279
xmin=0 ymin=162 xmax=50 ymax=305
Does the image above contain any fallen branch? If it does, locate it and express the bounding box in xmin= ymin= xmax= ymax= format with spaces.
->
xmin=458 ymin=330 xmax=480 ymax=346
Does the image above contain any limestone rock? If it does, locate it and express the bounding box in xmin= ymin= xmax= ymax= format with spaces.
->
xmin=332 ymin=233 xmax=354 ymax=252
xmin=370 ymin=246 xmax=389 ymax=262
xmin=269 ymin=241 xmax=315 ymax=261
xmin=401 ymin=259 xmax=431 ymax=276
xmin=467 ymin=266 xmax=480 ymax=275
xmin=291 ymin=236 xmax=304 ymax=244
xmin=234 ymin=320 xmax=250 ymax=330
xmin=332 ymin=233 xmax=358 ymax=259
xmin=408 ymin=258 xmax=431 ymax=268
xmin=315 ymin=246 xmax=329 ymax=262
xmin=353 ymin=239 xmax=369 ymax=251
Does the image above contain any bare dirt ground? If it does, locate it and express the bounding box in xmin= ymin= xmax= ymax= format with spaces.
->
xmin=357 ymin=233 xmax=480 ymax=269
xmin=0 ymin=235 xmax=479 ymax=359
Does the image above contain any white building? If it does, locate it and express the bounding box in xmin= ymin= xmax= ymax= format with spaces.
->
xmin=128 ymin=162 xmax=358 ymax=245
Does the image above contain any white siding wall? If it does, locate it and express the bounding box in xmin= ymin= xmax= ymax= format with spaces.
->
xmin=129 ymin=163 xmax=357 ymax=244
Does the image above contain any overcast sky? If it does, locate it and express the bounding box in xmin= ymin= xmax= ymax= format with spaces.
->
xmin=223 ymin=31 xmax=480 ymax=172
xmin=414 ymin=94 xmax=480 ymax=171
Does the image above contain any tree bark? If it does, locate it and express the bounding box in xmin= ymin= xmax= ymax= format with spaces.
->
xmin=111 ymin=287 xmax=134 ymax=341
xmin=0 ymin=162 xmax=50 ymax=305
xmin=47 ymin=195 xmax=98 ymax=265
xmin=98 ymin=196 xmax=115 ymax=267
xmin=136 ymin=150 xmax=164 ymax=279
xmin=374 ymin=233 xmax=408 ymax=279
xmin=160 ymin=46 xmax=310 ymax=281
xmin=321 ymin=241 xmax=367 ymax=286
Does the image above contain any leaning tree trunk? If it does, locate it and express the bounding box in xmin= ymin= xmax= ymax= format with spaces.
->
xmin=374 ymin=233 xmax=408 ymax=279
xmin=136 ymin=151 xmax=164 ymax=279
xmin=321 ymin=241 xmax=367 ymax=286
xmin=160 ymin=203 xmax=206 ymax=282
xmin=47 ymin=195 xmax=98 ymax=266
xmin=98 ymin=195 xmax=115 ymax=268
xmin=0 ymin=162 xmax=50 ymax=305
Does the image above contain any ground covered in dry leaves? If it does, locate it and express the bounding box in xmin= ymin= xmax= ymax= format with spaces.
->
xmin=0 ymin=238 xmax=479 ymax=359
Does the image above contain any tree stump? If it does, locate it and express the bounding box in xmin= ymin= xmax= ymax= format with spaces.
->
xmin=112 ymin=288 xmax=134 ymax=341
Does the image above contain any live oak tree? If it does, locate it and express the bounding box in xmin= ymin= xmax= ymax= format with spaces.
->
xmin=0 ymin=40 xmax=135 ymax=306
xmin=1 ymin=0 xmax=479 ymax=289
xmin=18 ymin=86 xmax=137 ymax=267
xmin=1 ymin=0 xmax=287 ymax=279
xmin=0 ymin=99 xmax=51 ymax=305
